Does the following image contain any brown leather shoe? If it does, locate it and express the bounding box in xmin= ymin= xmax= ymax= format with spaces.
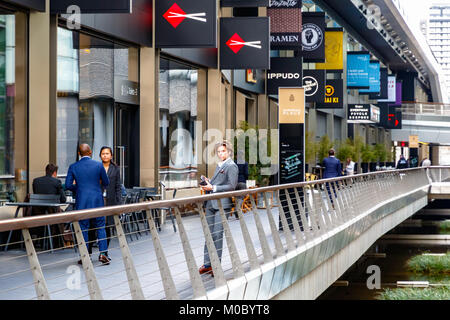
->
xmin=198 ymin=265 xmax=213 ymax=275
xmin=99 ymin=254 xmax=111 ymax=265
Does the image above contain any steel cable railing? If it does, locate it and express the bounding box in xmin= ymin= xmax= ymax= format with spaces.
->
xmin=0 ymin=167 xmax=446 ymax=300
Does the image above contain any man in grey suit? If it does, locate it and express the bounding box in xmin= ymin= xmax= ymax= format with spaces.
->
xmin=198 ymin=141 xmax=239 ymax=276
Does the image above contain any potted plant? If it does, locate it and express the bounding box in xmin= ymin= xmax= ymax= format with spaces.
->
xmin=305 ymin=131 xmax=319 ymax=174
xmin=361 ymin=144 xmax=374 ymax=173
xmin=374 ymin=143 xmax=387 ymax=167
xmin=336 ymin=138 xmax=355 ymax=173
xmin=349 ymin=134 xmax=364 ymax=173
xmin=317 ymin=134 xmax=333 ymax=164
xmin=234 ymin=121 xmax=272 ymax=187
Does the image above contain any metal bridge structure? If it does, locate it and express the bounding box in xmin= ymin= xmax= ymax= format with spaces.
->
xmin=0 ymin=167 xmax=449 ymax=300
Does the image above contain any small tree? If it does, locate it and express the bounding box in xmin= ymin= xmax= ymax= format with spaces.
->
xmin=374 ymin=143 xmax=387 ymax=163
xmin=317 ymin=134 xmax=333 ymax=163
xmin=336 ymin=138 xmax=355 ymax=163
xmin=305 ymin=131 xmax=319 ymax=165
xmin=361 ymin=144 xmax=375 ymax=163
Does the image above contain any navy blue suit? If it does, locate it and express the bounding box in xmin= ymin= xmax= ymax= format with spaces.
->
xmin=322 ymin=156 xmax=342 ymax=179
xmin=65 ymin=157 xmax=110 ymax=254
xmin=322 ymin=156 xmax=342 ymax=205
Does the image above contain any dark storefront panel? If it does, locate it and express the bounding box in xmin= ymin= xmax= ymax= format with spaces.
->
xmin=51 ymin=0 xmax=131 ymax=14
xmin=221 ymin=0 xmax=269 ymax=7
xmin=234 ymin=69 xmax=265 ymax=94
xmin=61 ymin=0 xmax=152 ymax=47
xmin=4 ymin=0 xmax=45 ymax=11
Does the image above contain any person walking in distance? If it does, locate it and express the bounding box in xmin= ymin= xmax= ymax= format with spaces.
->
xmin=322 ymin=148 xmax=342 ymax=206
xmin=198 ymin=141 xmax=238 ymax=276
xmin=65 ymin=144 xmax=111 ymax=265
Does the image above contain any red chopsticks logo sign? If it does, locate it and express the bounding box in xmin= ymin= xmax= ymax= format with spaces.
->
xmin=163 ymin=3 xmax=207 ymax=28
xmin=226 ymin=33 xmax=262 ymax=54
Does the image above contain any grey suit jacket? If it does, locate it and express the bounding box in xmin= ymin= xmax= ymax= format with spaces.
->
xmin=206 ymin=159 xmax=239 ymax=210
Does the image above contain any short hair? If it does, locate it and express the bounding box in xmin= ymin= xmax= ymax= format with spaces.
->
xmin=215 ymin=140 xmax=233 ymax=157
xmin=329 ymin=148 xmax=335 ymax=156
xmin=45 ymin=164 xmax=58 ymax=176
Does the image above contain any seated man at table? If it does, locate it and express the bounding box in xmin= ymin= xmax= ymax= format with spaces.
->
xmin=32 ymin=164 xmax=66 ymax=204
xmin=30 ymin=164 xmax=66 ymax=246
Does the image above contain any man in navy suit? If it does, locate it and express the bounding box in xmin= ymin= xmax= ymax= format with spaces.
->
xmin=65 ymin=144 xmax=111 ymax=265
xmin=322 ymin=149 xmax=342 ymax=206
xmin=322 ymin=148 xmax=342 ymax=179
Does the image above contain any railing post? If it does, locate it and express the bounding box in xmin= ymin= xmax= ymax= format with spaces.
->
xmin=147 ymin=212 xmax=180 ymax=299
xmin=311 ymin=184 xmax=329 ymax=232
xmin=293 ymin=188 xmax=312 ymax=241
xmin=283 ymin=189 xmax=305 ymax=246
xmin=248 ymin=196 xmax=274 ymax=263
xmin=22 ymin=228 xmax=50 ymax=300
xmin=302 ymin=186 xmax=321 ymax=237
xmin=217 ymin=201 xmax=245 ymax=278
xmin=196 ymin=202 xmax=228 ymax=288
xmin=173 ymin=207 xmax=207 ymax=299
xmin=276 ymin=190 xmax=296 ymax=251
xmin=113 ymin=215 xmax=145 ymax=300
xmin=263 ymin=192 xmax=285 ymax=257
xmin=72 ymin=221 xmax=103 ymax=300
xmin=232 ymin=201 xmax=260 ymax=271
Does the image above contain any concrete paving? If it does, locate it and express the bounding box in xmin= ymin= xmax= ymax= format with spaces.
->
xmin=0 ymin=205 xmax=291 ymax=300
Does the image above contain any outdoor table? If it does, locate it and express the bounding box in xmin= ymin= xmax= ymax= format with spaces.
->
xmin=4 ymin=202 xmax=69 ymax=252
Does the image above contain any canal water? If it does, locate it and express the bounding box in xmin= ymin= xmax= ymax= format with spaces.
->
xmin=318 ymin=216 xmax=449 ymax=300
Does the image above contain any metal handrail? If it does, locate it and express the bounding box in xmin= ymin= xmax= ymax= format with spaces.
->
xmin=0 ymin=167 xmax=431 ymax=233
xmin=0 ymin=166 xmax=448 ymax=301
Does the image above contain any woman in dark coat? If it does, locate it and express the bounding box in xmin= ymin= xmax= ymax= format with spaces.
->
xmin=99 ymin=146 xmax=122 ymax=257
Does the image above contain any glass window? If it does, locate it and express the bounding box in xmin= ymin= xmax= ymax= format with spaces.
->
xmin=159 ymin=58 xmax=203 ymax=189
xmin=57 ymin=27 xmax=138 ymax=175
xmin=0 ymin=13 xmax=27 ymax=202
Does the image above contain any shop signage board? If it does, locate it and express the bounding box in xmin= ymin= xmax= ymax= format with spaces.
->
xmin=221 ymin=0 xmax=269 ymax=7
xmin=378 ymin=76 xmax=396 ymax=103
xmin=316 ymin=79 xmax=343 ymax=109
xmin=369 ymin=68 xmax=388 ymax=100
xmin=51 ymin=0 xmax=131 ymax=13
xmin=114 ymin=79 xmax=139 ymax=105
xmin=360 ymin=61 xmax=380 ymax=94
xmin=380 ymin=104 xmax=402 ymax=129
xmin=267 ymin=0 xmax=302 ymax=49
xmin=390 ymin=81 xmax=402 ymax=107
xmin=279 ymin=87 xmax=305 ymax=185
xmin=347 ymin=52 xmax=370 ymax=89
xmin=348 ymin=104 xmax=380 ymax=124
xmin=220 ymin=17 xmax=270 ymax=69
xmin=302 ymin=12 xmax=326 ymax=63
xmin=267 ymin=57 xmax=302 ymax=95
xmin=156 ymin=0 xmax=217 ymax=48
xmin=315 ymin=29 xmax=344 ymax=71
xmin=409 ymin=135 xmax=419 ymax=149
xmin=302 ymin=69 xmax=325 ymax=103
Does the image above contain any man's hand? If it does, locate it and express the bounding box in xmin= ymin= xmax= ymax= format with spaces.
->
xmin=201 ymin=179 xmax=213 ymax=192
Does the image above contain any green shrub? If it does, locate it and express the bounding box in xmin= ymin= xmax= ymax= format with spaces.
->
xmin=406 ymin=253 xmax=450 ymax=275
xmin=377 ymin=287 xmax=450 ymax=300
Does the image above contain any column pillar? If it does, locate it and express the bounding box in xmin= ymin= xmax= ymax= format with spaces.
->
xmin=28 ymin=0 xmax=51 ymax=190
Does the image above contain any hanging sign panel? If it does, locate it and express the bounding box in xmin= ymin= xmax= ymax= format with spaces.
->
xmin=302 ymin=69 xmax=325 ymax=103
xmin=156 ymin=0 xmax=217 ymax=48
xmin=220 ymin=17 xmax=270 ymax=70
xmin=378 ymin=76 xmax=396 ymax=103
xmin=316 ymin=79 xmax=343 ymax=109
xmin=360 ymin=61 xmax=380 ymax=94
xmin=369 ymin=68 xmax=388 ymax=100
xmin=389 ymin=81 xmax=402 ymax=107
xmin=302 ymin=12 xmax=326 ymax=63
xmin=347 ymin=52 xmax=370 ymax=89
xmin=221 ymin=0 xmax=269 ymax=7
xmin=267 ymin=57 xmax=303 ymax=95
xmin=51 ymin=0 xmax=131 ymax=13
xmin=279 ymin=87 xmax=305 ymax=185
xmin=348 ymin=104 xmax=380 ymax=124
xmin=379 ymin=104 xmax=402 ymax=129
xmin=315 ymin=29 xmax=344 ymax=71
xmin=267 ymin=0 xmax=302 ymax=49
